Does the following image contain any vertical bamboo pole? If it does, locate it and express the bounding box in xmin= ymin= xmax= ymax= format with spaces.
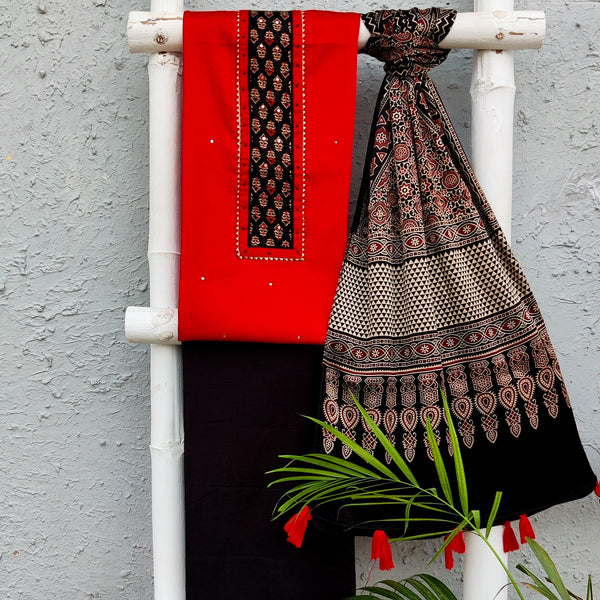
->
xmin=147 ymin=0 xmax=185 ymax=598
xmin=463 ymin=527 xmax=508 ymax=600
xmin=463 ymin=0 xmax=515 ymax=598
xmin=470 ymin=0 xmax=516 ymax=241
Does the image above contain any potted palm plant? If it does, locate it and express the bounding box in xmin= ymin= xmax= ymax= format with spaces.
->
xmin=269 ymin=391 xmax=595 ymax=600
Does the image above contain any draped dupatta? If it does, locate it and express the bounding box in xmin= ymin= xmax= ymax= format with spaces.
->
xmin=318 ymin=8 xmax=596 ymax=534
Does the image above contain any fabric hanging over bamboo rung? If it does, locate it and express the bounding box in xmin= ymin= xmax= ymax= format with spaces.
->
xmin=313 ymin=7 xmax=597 ymax=537
xmin=180 ymin=11 xmax=359 ymax=600
xmin=179 ymin=10 xmax=360 ymax=344
xmin=178 ymin=8 xmax=597 ymax=600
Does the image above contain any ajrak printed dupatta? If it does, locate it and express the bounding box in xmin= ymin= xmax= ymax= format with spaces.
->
xmin=319 ymin=8 xmax=596 ymax=534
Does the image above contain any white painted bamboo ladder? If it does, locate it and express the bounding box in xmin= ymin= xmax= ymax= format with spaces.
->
xmin=125 ymin=4 xmax=546 ymax=599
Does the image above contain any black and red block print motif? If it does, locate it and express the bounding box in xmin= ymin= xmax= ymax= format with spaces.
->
xmin=247 ymin=11 xmax=294 ymax=250
xmin=322 ymin=8 xmax=590 ymax=471
xmin=313 ymin=10 xmax=595 ymax=538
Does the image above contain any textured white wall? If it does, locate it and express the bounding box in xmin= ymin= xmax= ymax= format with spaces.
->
xmin=0 ymin=1 xmax=597 ymax=598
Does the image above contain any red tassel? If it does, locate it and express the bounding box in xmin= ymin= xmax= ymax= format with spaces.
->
xmin=443 ymin=529 xmax=465 ymax=570
xmin=284 ymin=506 xmax=311 ymax=548
xmin=503 ymin=521 xmax=520 ymax=553
xmin=452 ymin=530 xmax=466 ymax=554
xmin=444 ymin=535 xmax=455 ymax=570
xmin=594 ymin=481 xmax=600 ymax=498
xmin=519 ymin=514 xmax=536 ymax=544
xmin=371 ymin=530 xmax=395 ymax=571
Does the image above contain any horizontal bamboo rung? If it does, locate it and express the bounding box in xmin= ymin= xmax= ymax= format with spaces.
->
xmin=127 ymin=10 xmax=546 ymax=54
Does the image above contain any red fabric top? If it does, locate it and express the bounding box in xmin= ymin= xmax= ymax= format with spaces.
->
xmin=179 ymin=10 xmax=360 ymax=343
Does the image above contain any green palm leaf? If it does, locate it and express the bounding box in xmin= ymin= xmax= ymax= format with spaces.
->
xmin=485 ymin=491 xmax=503 ymax=538
xmin=516 ymin=563 xmax=560 ymax=600
xmin=379 ymin=581 xmax=423 ymax=600
xmin=440 ymin=389 xmax=468 ymax=515
xmin=417 ymin=574 xmax=459 ymax=600
xmin=274 ymin=478 xmax=368 ymax=516
xmin=361 ymin=585 xmax=405 ymax=599
xmin=349 ymin=390 xmax=419 ymax=486
xmin=279 ymin=453 xmax=383 ymax=478
xmin=305 ymin=415 xmax=401 ymax=481
xmin=425 ymin=416 xmax=454 ymax=507
xmin=405 ymin=576 xmax=443 ymax=600
xmin=527 ymin=538 xmax=572 ymax=600
xmin=380 ymin=575 xmax=458 ymax=600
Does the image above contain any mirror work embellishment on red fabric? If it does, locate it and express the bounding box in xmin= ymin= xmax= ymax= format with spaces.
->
xmin=236 ymin=10 xmax=306 ymax=261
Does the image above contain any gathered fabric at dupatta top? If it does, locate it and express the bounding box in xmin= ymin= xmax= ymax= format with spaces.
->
xmin=319 ymin=7 xmax=596 ymax=534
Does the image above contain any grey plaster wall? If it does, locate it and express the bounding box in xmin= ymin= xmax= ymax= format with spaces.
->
xmin=0 ymin=1 xmax=597 ymax=599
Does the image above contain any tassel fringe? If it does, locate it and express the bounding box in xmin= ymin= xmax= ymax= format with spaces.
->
xmin=444 ymin=540 xmax=455 ymax=571
xmin=452 ymin=530 xmax=466 ymax=554
xmin=503 ymin=521 xmax=520 ymax=553
xmin=284 ymin=506 xmax=312 ymax=548
xmin=371 ymin=530 xmax=395 ymax=571
xmin=444 ymin=529 xmax=465 ymax=570
xmin=519 ymin=514 xmax=535 ymax=544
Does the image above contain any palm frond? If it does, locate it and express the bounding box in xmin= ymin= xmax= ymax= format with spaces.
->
xmin=269 ymin=391 xmax=592 ymax=600
xmin=425 ymin=415 xmax=454 ymax=507
xmin=305 ymin=414 xmax=401 ymax=481
xmin=527 ymin=538 xmax=572 ymax=600
xmin=354 ymin=575 xmax=458 ymax=600
xmin=440 ymin=389 xmax=468 ymax=515
xmin=485 ymin=492 xmax=503 ymax=538
xmin=349 ymin=390 xmax=419 ymax=486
